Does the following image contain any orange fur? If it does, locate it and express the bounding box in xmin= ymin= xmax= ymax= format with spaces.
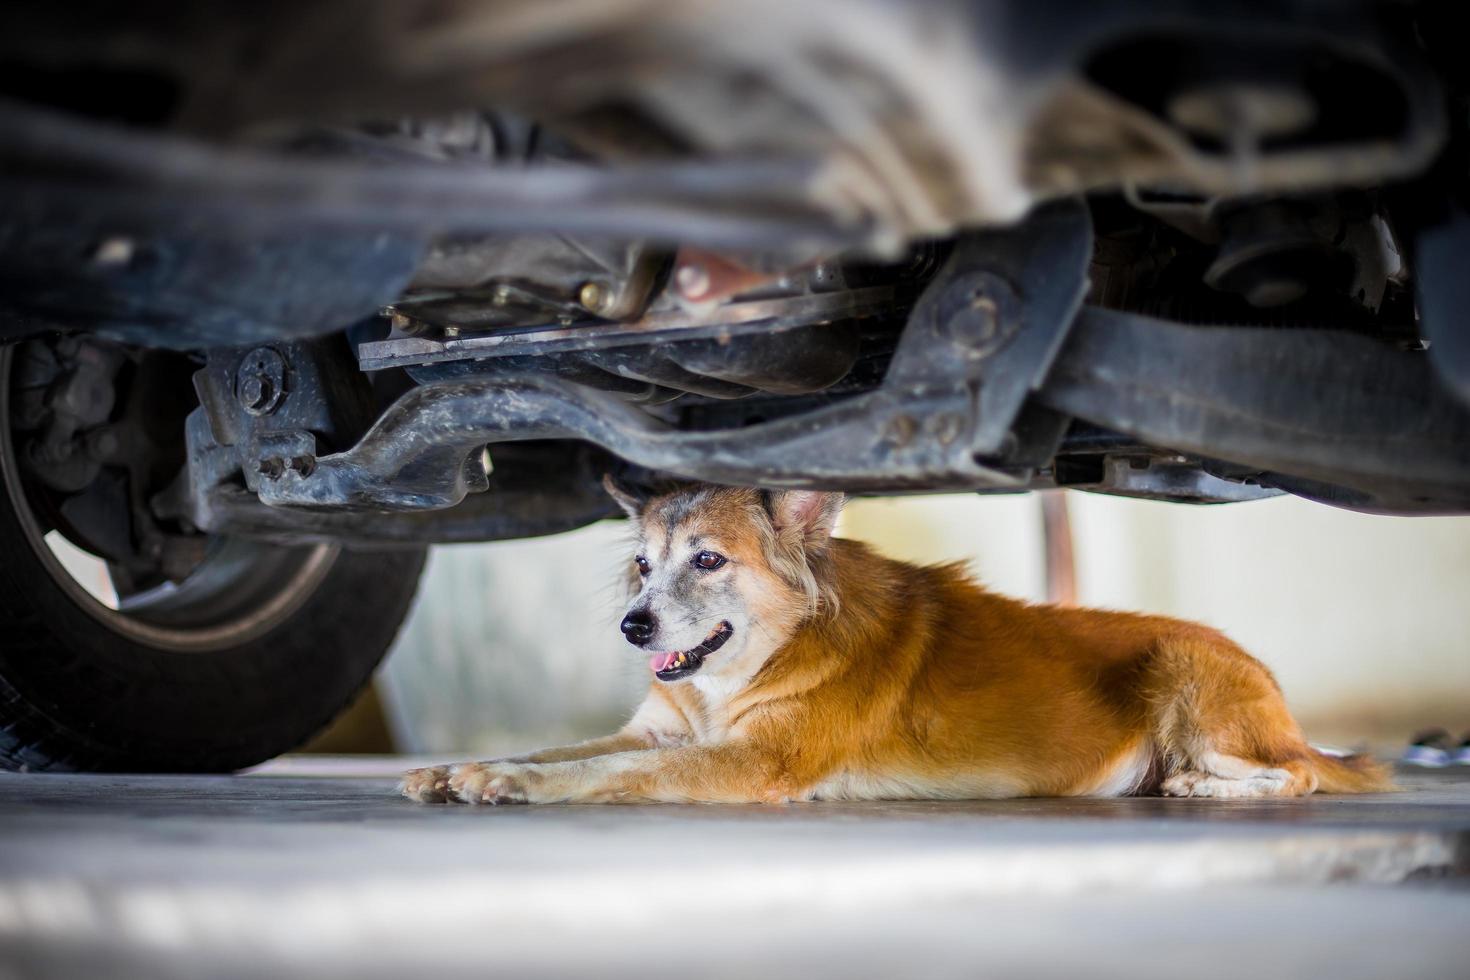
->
xmin=402 ymin=487 xmax=1393 ymax=804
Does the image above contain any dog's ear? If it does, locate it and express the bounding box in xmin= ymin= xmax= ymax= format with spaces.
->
xmin=602 ymin=473 xmax=645 ymax=520
xmin=767 ymin=490 xmax=845 ymax=550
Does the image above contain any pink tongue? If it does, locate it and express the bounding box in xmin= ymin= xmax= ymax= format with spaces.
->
xmin=649 ymin=651 xmax=679 ymax=673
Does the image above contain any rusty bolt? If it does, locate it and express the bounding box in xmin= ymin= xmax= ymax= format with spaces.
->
xmin=931 ymin=413 xmax=965 ymax=445
xmin=883 ymin=414 xmax=918 ymax=448
xmin=258 ymin=457 xmax=285 ymax=480
xmin=290 ymin=455 xmax=316 ymax=477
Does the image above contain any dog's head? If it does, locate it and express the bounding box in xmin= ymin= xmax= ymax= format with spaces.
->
xmin=604 ymin=477 xmax=844 ymax=683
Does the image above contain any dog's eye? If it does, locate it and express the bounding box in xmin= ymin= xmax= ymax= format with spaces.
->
xmin=635 ymin=556 xmax=651 ymax=576
xmin=692 ymin=551 xmax=726 ymax=570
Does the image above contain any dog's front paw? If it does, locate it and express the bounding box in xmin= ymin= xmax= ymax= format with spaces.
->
xmin=400 ymin=764 xmax=455 ymax=803
xmin=448 ymin=762 xmax=541 ymax=804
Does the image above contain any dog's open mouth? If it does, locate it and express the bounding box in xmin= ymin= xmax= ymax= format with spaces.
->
xmin=648 ymin=622 xmax=733 ymax=681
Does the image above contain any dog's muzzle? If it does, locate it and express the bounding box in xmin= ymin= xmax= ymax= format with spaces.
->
xmin=647 ymin=622 xmax=733 ymax=681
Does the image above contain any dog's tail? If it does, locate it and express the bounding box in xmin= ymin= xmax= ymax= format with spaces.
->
xmin=1310 ymin=749 xmax=1396 ymax=794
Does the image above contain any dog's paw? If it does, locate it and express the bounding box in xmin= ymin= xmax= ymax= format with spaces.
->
xmin=1161 ymin=771 xmax=1205 ymax=797
xmin=448 ymin=762 xmax=540 ymax=805
xmin=1161 ymin=769 xmax=1290 ymax=799
xmin=400 ymin=764 xmax=455 ymax=803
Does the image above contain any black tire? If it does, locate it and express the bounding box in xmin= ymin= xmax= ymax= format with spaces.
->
xmin=0 ymin=342 xmax=427 ymax=773
xmin=0 ymin=502 xmax=425 ymax=772
xmin=0 ymin=522 xmax=425 ymax=774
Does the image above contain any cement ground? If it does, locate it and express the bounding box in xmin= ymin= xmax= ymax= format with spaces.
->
xmin=1 ymin=759 xmax=1467 ymax=980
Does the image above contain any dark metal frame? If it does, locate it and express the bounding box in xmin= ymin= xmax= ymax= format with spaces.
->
xmin=4 ymin=0 xmax=1469 ymax=544
xmin=166 ymin=190 xmax=1470 ymax=544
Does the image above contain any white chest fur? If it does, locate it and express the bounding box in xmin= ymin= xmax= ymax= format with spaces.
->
xmin=688 ymin=672 xmax=747 ymax=740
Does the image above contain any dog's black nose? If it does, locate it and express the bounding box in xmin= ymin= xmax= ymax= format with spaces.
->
xmin=621 ymin=608 xmax=656 ymax=646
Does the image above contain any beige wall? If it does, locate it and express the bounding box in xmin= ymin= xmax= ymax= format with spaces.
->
xmin=381 ymin=523 xmax=647 ymax=756
xmin=1066 ymin=493 xmax=1470 ymax=740
xmin=382 ymin=492 xmax=1470 ymax=753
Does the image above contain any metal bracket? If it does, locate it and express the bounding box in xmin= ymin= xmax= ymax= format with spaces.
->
xmin=224 ymin=201 xmax=1092 ymax=510
xmin=1040 ymin=307 xmax=1470 ymax=512
xmin=890 ymin=198 xmax=1093 ymax=455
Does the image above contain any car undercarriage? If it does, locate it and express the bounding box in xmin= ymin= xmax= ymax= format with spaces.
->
xmin=2 ymin=0 xmax=1469 ymax=770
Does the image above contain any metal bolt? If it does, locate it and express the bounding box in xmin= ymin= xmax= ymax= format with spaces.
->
xmin=969 ymin=291 xmax=999 ymax=330
xmin=290 ymin=455 xmax=316 ymax=477
xmin=258 ymin=457 xmax=285 ymax=480
xmin=938 ymin=272 xmax=1017 ymax=356
xmin=239 ymin=374 xmax=272 ymax=412
xmin=492 ymin=285 xmax=511 ymax=306
xmin=675 ymin=263 xmax=711 ymax=299
xmin=443 ymin=325 xmax=461 ymax=338
xmin=236 ymin=347 xmax=287 ymax=417
xmin=945 ymin=289 xmax=999 ymax=349
xmin=578 ymin=281 xmax=613 ymax=316
xmin=883 ymin=414 xmax=917 ymax=448
xmin=931 ymin=413 xmax=965 ymax=445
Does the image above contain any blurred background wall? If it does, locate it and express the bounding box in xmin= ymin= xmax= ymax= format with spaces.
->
xmin=370 ymin=492 xmax=1470 ymax=758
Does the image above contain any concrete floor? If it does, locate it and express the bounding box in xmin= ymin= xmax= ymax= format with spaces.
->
xmin=1 ymin=760 xmax=1467 ymax=980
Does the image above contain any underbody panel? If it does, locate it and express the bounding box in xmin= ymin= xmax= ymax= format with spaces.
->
xmin=1 ymin=0 xmax=1468 ymax=557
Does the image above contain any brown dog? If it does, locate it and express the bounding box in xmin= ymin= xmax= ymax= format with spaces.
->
xmin=401 ymin=482 xmax=1391 ymax=804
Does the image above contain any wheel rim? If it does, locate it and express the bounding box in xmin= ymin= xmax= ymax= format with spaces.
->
xmin=1 ymin=345 xmax=340 ymax=652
